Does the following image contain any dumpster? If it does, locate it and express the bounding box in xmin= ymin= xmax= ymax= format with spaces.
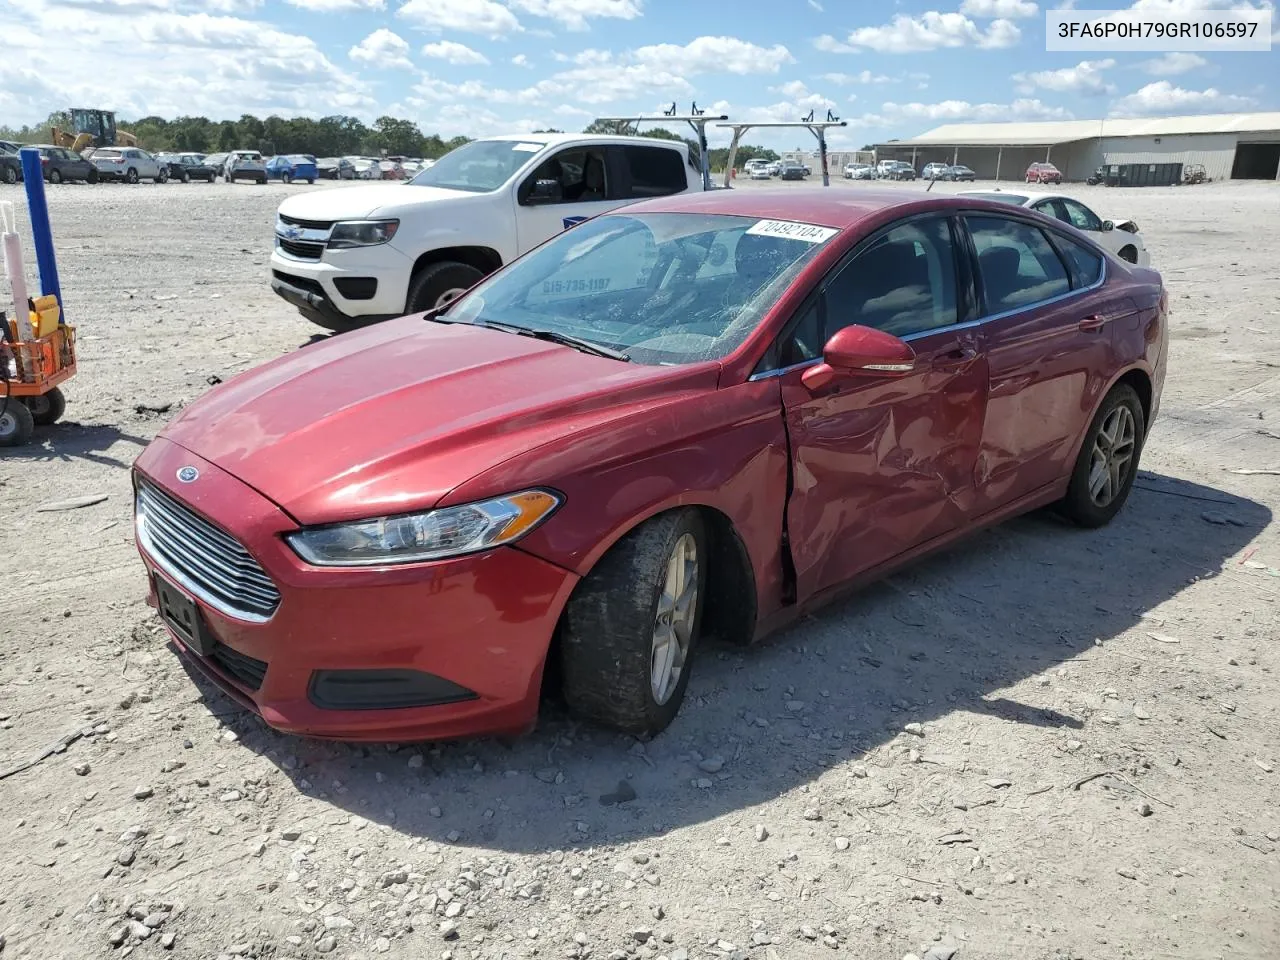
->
xmin=1098 ymin=162 xmax=1184 ymax=187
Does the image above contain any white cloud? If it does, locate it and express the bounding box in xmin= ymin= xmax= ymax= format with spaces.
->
xmin=512 ymin=53 xmax=532 ymax=67
xmin=397 ymin=0 xmax=521 ymax=36
xmin=960 ymin=0 xmax=1037 ymax=16
xmin=1110 ymin=80 xmax=1254 ymax=116
xmin=421 ymin=40 xmax=490 ymax=64
xmin=631 ymin=36 xmax=794 ymax=75
xmin=835 ymin=12 xmax=1022 ymax=53
xmin=861 ymin=97 xmax=1072 ymax=126
xmin=349 ymin=28 xmax=413 ymax=69
xmin=285 ymin=0 xmax=383 ymax=10
xmin=1014 ymin=58 xmax=1115 ymax=95
xmin=813 ymin=34 xmax=855 ymax=53
xmin=506 ymin=0 xmax=642 ymax=30
xmin=1140 ymin=52 xmax=1208 ymax=75
xmin=822 ymin=70 xmax=890 ymax=84
xmin=807 ymin=0 xmax=823 ymax=9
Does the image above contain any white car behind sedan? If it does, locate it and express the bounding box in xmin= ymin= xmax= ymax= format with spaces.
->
xmin=959 ymin=189 xmax=1151 ymax=266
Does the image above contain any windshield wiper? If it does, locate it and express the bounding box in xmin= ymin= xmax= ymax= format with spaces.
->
xmin=474 ymin=320 xmax=631 ymax=362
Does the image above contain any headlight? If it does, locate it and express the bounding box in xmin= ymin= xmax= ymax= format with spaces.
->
xmin=327 ymin=219 xmax=399 ymax=249
xmin=285 ymin=489 xmax=561 ymax=567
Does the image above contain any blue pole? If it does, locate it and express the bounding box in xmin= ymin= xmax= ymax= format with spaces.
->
xmin=19 ymin=147 xmax=64 ymax=323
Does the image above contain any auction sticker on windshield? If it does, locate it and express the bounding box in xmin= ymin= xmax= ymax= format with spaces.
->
xmin=745 ymin=219 xmax=838 ymax=243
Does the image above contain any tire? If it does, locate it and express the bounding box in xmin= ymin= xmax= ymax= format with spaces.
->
xmin=0 ymin=399 xmax=35 ymax=447
xmin=1059 ymin=383 xmax=1145 ymax=528
xmin=126 ymin=167 xmax=139 ymax=184
xmin=181 ymin=170 xmax=190 ymax=183
xmin=157 ymin=168 xmax=168 ymax=183
xmin=2 ymin=166 xmax=15 ymax=184
xmin=26 ymin=387 xmax=66 ymax=426
xmin=560 ymin=509 xmax=707 ymax=736
xmin=87 ymin=168 xmax=98 ymax=184
xmin=307 ymin=178 xmax=315 ymax=185
xmin=207 ymin=173 xmax=216 ymax=183
xmin=1118 ymin=246 xmax=1138 ymax=264
xmin=405 ymin=261 xmax=485 ymax=314
xmin=281 ymin=172 xmax=291 ymax=184
xmin=49 ymin=169 xmax=63 ymax=184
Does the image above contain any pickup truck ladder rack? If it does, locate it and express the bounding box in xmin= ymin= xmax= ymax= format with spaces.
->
xmin=716 ymin=111 xmax=848 ymax=188
xmin=592 ymin=103 xmax=729 ymax=192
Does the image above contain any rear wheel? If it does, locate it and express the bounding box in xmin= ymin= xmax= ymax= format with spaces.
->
xmin=281 ymin=172 xmax=292 ymax=184
xmin=49 ymin=169 xmax=63 ymax=184
xmin=0 ymin=400 xmax=35 ymax=447
xmin=86 ymin=168 xmax=98 ymax=184
xmin=1059 ymin=384 xmax=1144 ymax=528
xmin=181 ymin=170 xmax=190 ymax=183
xmin=157 ymin=168 xmax=168 ymax=183
xmin=405 ymin=261 xmax=484 ymax=314
xmin=560 ymin=509 xmax=707 ymax=735
xmin=2 ymin=166 xmax=16 ymax=184
xmin=1118 ymin=246 xmax=1138 ymax=264
xmin=126 ymin=167 xmax=139 ymax=184
xmin=207 ymin=173 xmax=216 ymax=183
xmin=26 ymin=387 xmax=66 ymax=426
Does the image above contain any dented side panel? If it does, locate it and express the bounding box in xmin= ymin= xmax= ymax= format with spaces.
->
xmin=779 ymin=326 xmax=989 ymax=603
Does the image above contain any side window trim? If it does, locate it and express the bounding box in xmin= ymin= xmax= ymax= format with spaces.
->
xmin=1042 ymin=227 xmax=1109 ymax=292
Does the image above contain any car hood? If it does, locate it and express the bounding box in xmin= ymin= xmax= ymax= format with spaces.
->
xmin=157 ymin=317 xmax=715 ymax=525
xmin=277 ymin=184 xmax=474 ymax=221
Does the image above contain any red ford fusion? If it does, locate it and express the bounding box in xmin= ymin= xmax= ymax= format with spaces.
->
xmin=134 ymin=188 xmax=1167 ymax=741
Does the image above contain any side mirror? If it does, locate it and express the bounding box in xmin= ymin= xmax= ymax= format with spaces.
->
xmin=523 ymin=178 xmax=563 ymax=205
xmin=801 ymin=325 xmax=916 ymax=391
xmin=1101 ymin=220 xmax=1115 ymax=232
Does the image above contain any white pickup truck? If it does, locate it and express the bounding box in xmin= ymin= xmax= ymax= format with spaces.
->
xmin=270 ymin=133 xmax=704 ymax=330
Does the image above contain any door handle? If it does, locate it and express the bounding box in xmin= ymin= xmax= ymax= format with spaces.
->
xmin=933 ymin=346 xmax=977 ymax=369
xmin=1079 ymin=314 xmax=1108 ymax=332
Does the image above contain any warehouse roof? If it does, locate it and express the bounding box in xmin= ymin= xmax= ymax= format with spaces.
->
xmin=882 ymin=111 xmax=1280 ymax=147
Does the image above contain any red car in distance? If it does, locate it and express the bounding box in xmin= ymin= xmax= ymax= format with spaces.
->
xmin=133 ymin=188 xmax=1168 ymax=742
xmin=1026 ymin=161 xmax=1063 ymax=184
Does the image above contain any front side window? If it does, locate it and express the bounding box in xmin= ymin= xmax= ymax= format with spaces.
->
xmin=444 ymin=213 xmax=830 ymax=365
xmin=822 ymin=217 xmax=958 ymax=339
xmin=1059 ymin=198 xmax=1102 ymax=232
xmin=618 ymin=145 xmax=686 ymax=199
xmin=967 ymin=215 xmax=1070 ymax=315
xmin=520 ymin=147 xmax=608 ymax=205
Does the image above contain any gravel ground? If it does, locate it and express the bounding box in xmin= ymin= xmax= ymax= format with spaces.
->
xmin=1 ymin=176 xmax=1278 ymax=960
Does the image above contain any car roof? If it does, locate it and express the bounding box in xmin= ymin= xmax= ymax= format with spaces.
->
xmin=959 ymin=189 xmax=1059 ymax=206
xmin=626 ymin=187 xmax=1021 ymax=230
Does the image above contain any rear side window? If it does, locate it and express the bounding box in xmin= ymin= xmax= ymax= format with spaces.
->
xmin=618 ymin=146 xmax=686 ymax=199
xmin=1054 ymin=234 xmax=1104 ymax=288
xmin=966 ymin=216 xmax=1070 ymax=315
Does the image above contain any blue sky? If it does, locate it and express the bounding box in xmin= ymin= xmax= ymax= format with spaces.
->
xmin=0 ymin=0 xmax=1275 ymax=149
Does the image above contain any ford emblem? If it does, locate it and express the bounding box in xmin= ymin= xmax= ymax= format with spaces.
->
xmin=176 ymin=466 xmax=199 ymax=483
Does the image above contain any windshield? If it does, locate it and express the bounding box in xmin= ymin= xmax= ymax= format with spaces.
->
xmin=442 ymin=213 xmax=832 ymax=366
xmin=408 ymin=139 xmax=542 ymax=193
xmin=964 ymin=192 xmax=1028 ymax=205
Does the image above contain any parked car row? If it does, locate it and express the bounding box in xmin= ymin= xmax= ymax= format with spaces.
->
xmin=743 ymin=158 xmax=811 ymax=180
xmin=315 ymin=156 xmax=436 ymax=181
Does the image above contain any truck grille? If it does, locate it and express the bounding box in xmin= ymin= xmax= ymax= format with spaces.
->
xmin=277 ymin=238 xmax=325 ymax=260
xmin=279 ymin=213 xmax=334 ymax=231
xmin=136 ymin=480 xmax=281 ymax=622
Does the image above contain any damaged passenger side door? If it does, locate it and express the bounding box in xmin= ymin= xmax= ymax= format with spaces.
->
xmin=768 ymin=214 xmax=990 ymax=601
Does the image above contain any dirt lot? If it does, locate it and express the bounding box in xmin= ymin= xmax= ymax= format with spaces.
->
xmin=1 ymin=176 xmax=1278 ymax=960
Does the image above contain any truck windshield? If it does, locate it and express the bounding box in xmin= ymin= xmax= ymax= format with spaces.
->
xmin=441 ymin=213 xmax=832 ymax=366
xmin=407 ymin=139 xmax=542 ymax=193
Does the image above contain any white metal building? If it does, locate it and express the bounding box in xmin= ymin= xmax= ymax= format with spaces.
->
xmin=872 ymin=112 xmax=1280 ymax=182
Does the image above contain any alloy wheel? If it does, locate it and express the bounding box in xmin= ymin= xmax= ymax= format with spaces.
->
xmin=1088 ymin=405 xmax=1136 ymax=507
xmin=650 ymin=533 xmax=698 ymax=706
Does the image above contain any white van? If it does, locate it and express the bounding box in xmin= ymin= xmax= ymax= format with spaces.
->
xmin=270 ymin=133 xmax=703 ymax=330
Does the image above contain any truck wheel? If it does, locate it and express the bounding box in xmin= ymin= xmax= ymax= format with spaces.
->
xmin=560 ymin=509 xmax=707 ymax=736
xmin=26 ymin=387 xmax=66 ymax=426
xmin=406 ymin=261 xmax=485 ymax=314
xmin=0 ymin=400 xmax=35 ymax=447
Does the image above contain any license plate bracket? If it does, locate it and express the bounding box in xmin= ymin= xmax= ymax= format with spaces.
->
xmin=154 ymin=572 xmax=217 ymax=657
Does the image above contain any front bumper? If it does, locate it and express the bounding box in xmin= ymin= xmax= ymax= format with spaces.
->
xmin=133 ymin=438 xmax=579 ymax=741
xmin=270 ymin=241 xmax=412 ymax=321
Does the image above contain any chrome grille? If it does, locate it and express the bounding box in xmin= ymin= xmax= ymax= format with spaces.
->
xmin=277 ymin=237 xmax=325 ymax=260
xmin=279 ymin=213 xmax=334 ymax=231
xmin=136 ymin=481 xmax=281 ymax=622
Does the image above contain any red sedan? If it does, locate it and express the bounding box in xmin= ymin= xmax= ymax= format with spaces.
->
xmin=1026 ymin=161 xmax=1063 ymax=184
xmin=134 ymin=189 xmax=1167 ymax=741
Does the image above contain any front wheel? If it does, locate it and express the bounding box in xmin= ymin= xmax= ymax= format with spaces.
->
xmin=560 ymin=509 xmax=707 ymax=736
xmin=86 ymin=168 xmax=98 ymax=184
xmin=207 ymin=173 xmax=216 ymax=183
xmin=307 ymin=178 xmax=315 ymax=185
xmin=126 ymin=168 xmax=139 ymax=184
xmin=405 ymin=261 xmax=484 ymax=314
xmin=1118 ymin=246 xmax=1138 ymax=264
xmin=157 ymin=169 xmax=168 ymax=183
xmin=1059 ymin=383 xmax=1145 ymax=528
xmin=0 ymin=399 xmax=35 ymax=447
xmin=26 ymin=387 xmax=66 ymax=426
xmin=181 ymin=170 xmax=190 ymax=183
xmin=49 ymin=169 xmax=63 ymax=184
xmin=281 ymin=172 xmax=291 ymax=184
xmin=2 ymin=166 xmax=16 ymax=184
